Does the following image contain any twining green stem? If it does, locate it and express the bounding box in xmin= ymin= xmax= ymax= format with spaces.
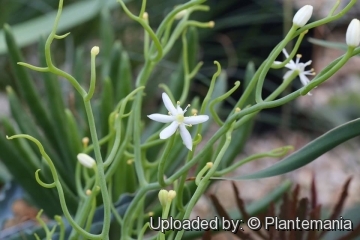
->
xmin=133 ymin=91 xmax=148 ymax=187
xmin=255 ymin=25 xmax=297 ymax=103
xmin=158 ymin=84 xmax=175 ymax=101
xmin=174 ymin=140 xmax=198 ymax=212
xmin=35 ymin=169 xmax=56 ymax=188
xmin=174 ymin=121 xmax=235 ymax=240
xmin=139 ymin=222 xmax=150 ymax=240
xmin=136 ymin=59 xmax=155 ymax=87
xmin=195 ymin=163 xmax=211 ymax=185
xmin=84 ymin=133 xmax=113 ymax=154
xmin=235 ymin=62 xmax=265 ymax=109
xmin=271 ymin=29 xmax=308 ymax=69
xmin=138 ymin=0 xmax=147 ymax=17
xmin=75 ymin=162 xmax=86 ymax=199
xmin=267 ymin=70 xmax=299 ymax=100
xmin=104 ymin=86 xmax=144 ymax=168
xmin=178 ymin=29 xmax=191 ymax=104
xmin=215 ymin=146 xmax=293 ymax=176
xmin=7 ymin=135 xmax=101 ymax=239
xmin=141 ymin=139 xmax=165 ymax=150
xmin=234 ymin=69 xmax=299 ymax=129
xmin=104 ymin=112 xmax=133 ymax=181
xmin=85 ymin=193 xmax=97 ymax=232
xmin=36 ymin=210 xmax=52 ymax=238
xmin=54 ymin=215 xmax=65 ymax=240
xmin=158 ymin=134 xmax=176 ymax=187
xmin=44 ymin=0 xmax=86 ymax=96
xmin=136 ymin=197 xmax=146 ymax=239
xmin=162 ymin=20 xmax=211 ymax=55
xmin=210 ymin=81 xmax=241 ymax=126
xmin=143 ymin=13 xmax=150 ymax=59
xmin=118 ymin=0 xmax=163 ymax=62
xmin=155 ymin=0 xmax=206 ymax=45
xmin=158 ymin=198 xmax=173 ymax=240
xmin=108 ymin=179 xmax=123 ymax=225
xmin=69 ymin=166 xmax=100 ymax=239
xmin=83 ymin=100 xmax=111 ymax=239
xmin=328 ymin=0 xmax=341 ymax=16
xmin=85 ymin=51 xmax=97 ymax=101
xmin=197 ymin=61 xmax=221 ymax=125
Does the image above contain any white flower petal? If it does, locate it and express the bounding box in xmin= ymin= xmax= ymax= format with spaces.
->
xmin=184 ymin=115 xmax=209 ymax=125
xmin=284 ymin=61 xmax=296 ymax=70
xmin=147 ymin=114 xmax=174 ymax=123
xmin=179 ymin=124 xmax=192 ymax=151
xmin=293 ymin=5 xmax=313 ymax=27
xmin=299 ymin=73 xmax=310 ymax=86
xmin=283 ymin=70 xmax=293 ymax=80
xmin=282 ymin=48 xmax=290 ymax=58
xmin=303 ymin=60 xmax=312 ymax=66
xmin=162 ymin=92 xmax=177 ymax=116
xmin=274 ymin=61 xmax=282 ymax=66
xmin=159 ymin=121 xmax=178 ymax=139
xmin=346 ymin=19 xmax=360 ymax=47
xmin=177 ymin=105 xmax=183 ymax=113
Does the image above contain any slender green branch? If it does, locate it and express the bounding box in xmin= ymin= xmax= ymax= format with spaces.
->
xmin=271 ymin=29 xmax=308 ymax=69
xmin=85 ymin=47 xmax=99 ymax=101
xmin=215 ymin=146 xmax=293 ymax=176
xmin=133 ymin=91 xmax=148 ymax=187
xmin=255 ymin=25 xmax=297 ymax=103
xmin=158 ymin=135 xmax=176 ymax=187
xmin=35 ymin=169 xmax=56 ymax=188
xmin=210 ymin=81 xmax=241 ymax=126
xmin=6 ymin=135 xmax=102 ymax=239
xmin=118 ymin=0 xmax=163 ymax=62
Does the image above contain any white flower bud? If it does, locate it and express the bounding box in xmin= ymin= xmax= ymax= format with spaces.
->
xmin=293 ymin=5 xmax=313 ymax=27
xmin=346 ymin=19 xmax=360 ymax=47
xmin=91 ymin=46 xmax=100 ymax=55
xmin=158 ymin=189 xmax=169 ymax=207
xmin=142 ymin=12 xmax=148 ymax=20
xmin=77 ymin=153 xmax=96 ymax=168
xmin=168 ymin=190 xmax=176 ymax=200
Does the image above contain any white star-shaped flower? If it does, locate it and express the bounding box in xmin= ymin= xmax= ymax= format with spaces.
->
xmin=148 ymin=92 xmax=209 ymax=151
xmin=275 ymin=49 xmax=315 ymax=94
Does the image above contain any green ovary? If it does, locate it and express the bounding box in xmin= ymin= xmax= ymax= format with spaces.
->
xmin=176 ymin=114 xmax=184 ymax=124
